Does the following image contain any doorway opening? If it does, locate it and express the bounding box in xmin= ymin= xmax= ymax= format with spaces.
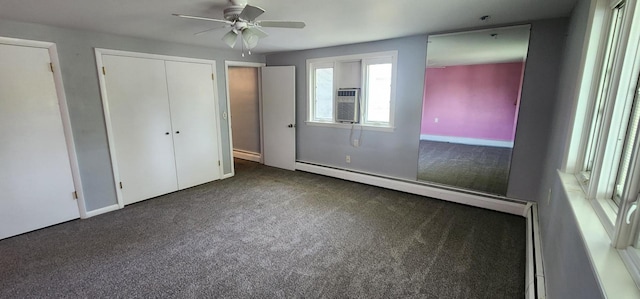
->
xmin=225 ymin=62 xmax=265 ymax=172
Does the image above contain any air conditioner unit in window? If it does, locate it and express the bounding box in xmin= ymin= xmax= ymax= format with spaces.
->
xmin=335 ymin=88 xmax=360 ymax=123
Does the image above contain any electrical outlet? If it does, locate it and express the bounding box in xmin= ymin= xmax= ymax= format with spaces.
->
xmin=346 ymin=155 xmax=351 ymax=163
xmin=354 ymin=139 xmax=359 ymax=147
xmin=434 ymin=117 xmax=438 ymax=123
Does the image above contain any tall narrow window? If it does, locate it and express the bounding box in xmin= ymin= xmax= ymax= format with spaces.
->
xmin=364 ymin=61 xmax=393 ymax=124
xmin=614 ymin=84 xmax=640 ymax=202
xmin=313 ymin=66 xmax=334 ymax=121
xmin=581 ymin=2 xmax=626 ymax=184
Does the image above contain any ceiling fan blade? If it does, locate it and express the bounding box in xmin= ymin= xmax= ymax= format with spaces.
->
xmin=194 ymin=26 xmax=228 ymax=36
xmin=172 ymin=14 xmax=233 ymax=25
xmin=239 ymin=4 xmax=265 ymax=21
xmin=256 ymin=20 xmax=306 ymax=29
xmin=222 ymin=30 xmax=238 ymax=48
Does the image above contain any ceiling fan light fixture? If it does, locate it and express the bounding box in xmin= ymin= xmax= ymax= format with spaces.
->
xmin=242 ymin=27 xmax=267 ymax=49
xmin=242 ymin=32 xmax=259 ymax=49
xmin=222 ymin=30 xmax=238 ymax=48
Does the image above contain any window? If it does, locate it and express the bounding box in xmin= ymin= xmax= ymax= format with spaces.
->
xmin=569 ymin=0 xmax=640 ymax=289
xmin=580 ymin=1 xmax=626 ymax=186
xmin=311 ymin=63 xmax=334 ymax=121
xmin=614 ymin=87 xmax=640 ymax=201
xmin=307 ymin=51 xmax=397 ymax=129
xmin=364 ymin=59 xmax=393 ymax=124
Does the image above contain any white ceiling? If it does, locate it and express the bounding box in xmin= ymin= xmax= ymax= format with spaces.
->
xmin=0 ymin=0 xmax=577 ymax=54
xmin=427 ymin=25 xmax=532 ymax=67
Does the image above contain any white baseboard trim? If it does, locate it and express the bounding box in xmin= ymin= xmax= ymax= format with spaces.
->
xmin=222 ymin=172 xmax=234 ymax=179
xmin=84 ymin=204 xmax=120 ymax=218
xmin=295 ymin=162 xmax=527 ymax=216
xmin=420 ymin=134 xmax=514 ymax=148
xmin=532 ymin=204 xmax=546 ymax=298
xmin=526 ymin=205 xmax=535 ymax=299
xmin=233 ymin=149 xmax=262 ymax=163
xmin=525 ymin=204 xmax=546 ymax=299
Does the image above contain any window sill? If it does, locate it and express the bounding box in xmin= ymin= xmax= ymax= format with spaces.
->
xmin=305 ymin=121 xmax=395 ymax=132
xmin=558 ymin=170 xmax=640 ymax=298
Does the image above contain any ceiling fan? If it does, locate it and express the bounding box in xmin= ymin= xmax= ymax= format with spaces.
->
xmin=173 ymin=0 xmax=306 ymax=53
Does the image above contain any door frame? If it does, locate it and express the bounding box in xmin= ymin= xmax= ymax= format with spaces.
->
xmin=224 ymin=60 xmax=266 ymax=177
xmin=0 ymin=36 xmax=87 ymax=218
xmin=95 ymin=48 xmax=224 ymax=208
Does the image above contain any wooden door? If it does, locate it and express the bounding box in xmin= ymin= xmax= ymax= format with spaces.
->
xmin=261 ymin=66 xmax=296 ymax=170
xmin=102 ymin=55 xmax=178 ymax=205
xmin=165 ymin=60 xmax=221 ymax=189
xmin=0 ymin=43 xmax=79 ymax=239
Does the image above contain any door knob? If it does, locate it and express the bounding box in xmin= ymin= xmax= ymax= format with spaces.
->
xmin=288 ymin=124 xmax=295 ymax=128
xmin=165 ymin=132 xmax=170 ymax=135
xmin=175 ymin=131 xmax=180 ymax=134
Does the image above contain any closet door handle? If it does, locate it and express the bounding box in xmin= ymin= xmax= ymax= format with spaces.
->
xmin=165 ymin=132 xmax=170 ymax=135
xmin=175 ymin=131 xmax=180 ymax=134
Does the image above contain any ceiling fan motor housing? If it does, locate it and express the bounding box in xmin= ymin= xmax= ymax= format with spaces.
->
xmin=223 ymin=6 xmax=244 ymax=21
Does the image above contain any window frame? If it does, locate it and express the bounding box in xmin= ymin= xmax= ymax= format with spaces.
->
xmin=361 ymin=56 xmax=397 ymax=127
xmin=565 ymin=0 xmax=640 ymax=290
xmin=309 ymin=61 xmax=336 ymax=123
xmin=579 ymin=0 xmax=628 ymax=200
xmin=306 ymin=51 xmax=398 ymax=131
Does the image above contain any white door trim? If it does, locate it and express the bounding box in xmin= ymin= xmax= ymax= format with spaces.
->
xmin=224 ymin=60 xmax=266 ymax=177
xmin=0 ymin=36 xmax=87 ymax=218
xmin=95 ymin=48 xmax=223 ymax=210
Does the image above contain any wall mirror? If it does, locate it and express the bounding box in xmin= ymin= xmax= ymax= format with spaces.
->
xmin=417 ymin=25 xmax=531 ymax=195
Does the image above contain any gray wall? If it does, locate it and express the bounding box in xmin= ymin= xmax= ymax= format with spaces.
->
xmin=266 ymin=19 xmax=570 ymax=200
xmin=536 ymin=0 xmax=605 ymax=297
xmin=507 ymin=18 xmax=569 ymax=200
xmin=229 ymin=67 xmax=261 ymax=154
xmin=267 ymin=35 xmax=427 ymax=180
xmin=0 ymin=18 xmax=265 ymax=211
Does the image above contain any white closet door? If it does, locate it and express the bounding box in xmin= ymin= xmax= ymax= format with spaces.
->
xmin=165 ymin=60 xmax=221 ymax=189
xmin=102 ymin=55 xmax=178 ymax=205
xmin=0 ymin=43 xmax=79 ymax=239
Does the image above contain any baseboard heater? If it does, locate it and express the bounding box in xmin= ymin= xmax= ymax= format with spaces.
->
xmin=526 ymin=204 xmax=546 ymax=299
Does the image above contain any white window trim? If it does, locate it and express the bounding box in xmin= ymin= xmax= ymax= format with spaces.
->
xmin=564 ymin=0 xmax=621 ymax=173
xmin=361 ymin=56 xmax=398 ymax=127
xmin=309 ymin=61 xmax=335 ymax=122
xmin=558 ymin=172 xmax=640 ymax=298
xmin=306 ymin=51 xmax=398 ymax=131
xmin=561 ymin=0 xmax=640 ymax=295
xmin=577 ymin=0 xmax=626 ymax=196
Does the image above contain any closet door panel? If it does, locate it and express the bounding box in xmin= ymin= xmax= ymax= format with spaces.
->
xmin=102 ymin=55 xmax=178 ymax=205
xmin=0 ymin=43 xmax=79 ymax=239
xmin=165 ymin=61 xmax=220 ymax=189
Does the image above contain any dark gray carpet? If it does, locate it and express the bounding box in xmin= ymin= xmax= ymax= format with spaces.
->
xmin=0 ymin=159 xmax=525 ymax=298
xmin=417 ymin=141 xmax=513 ymax=195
